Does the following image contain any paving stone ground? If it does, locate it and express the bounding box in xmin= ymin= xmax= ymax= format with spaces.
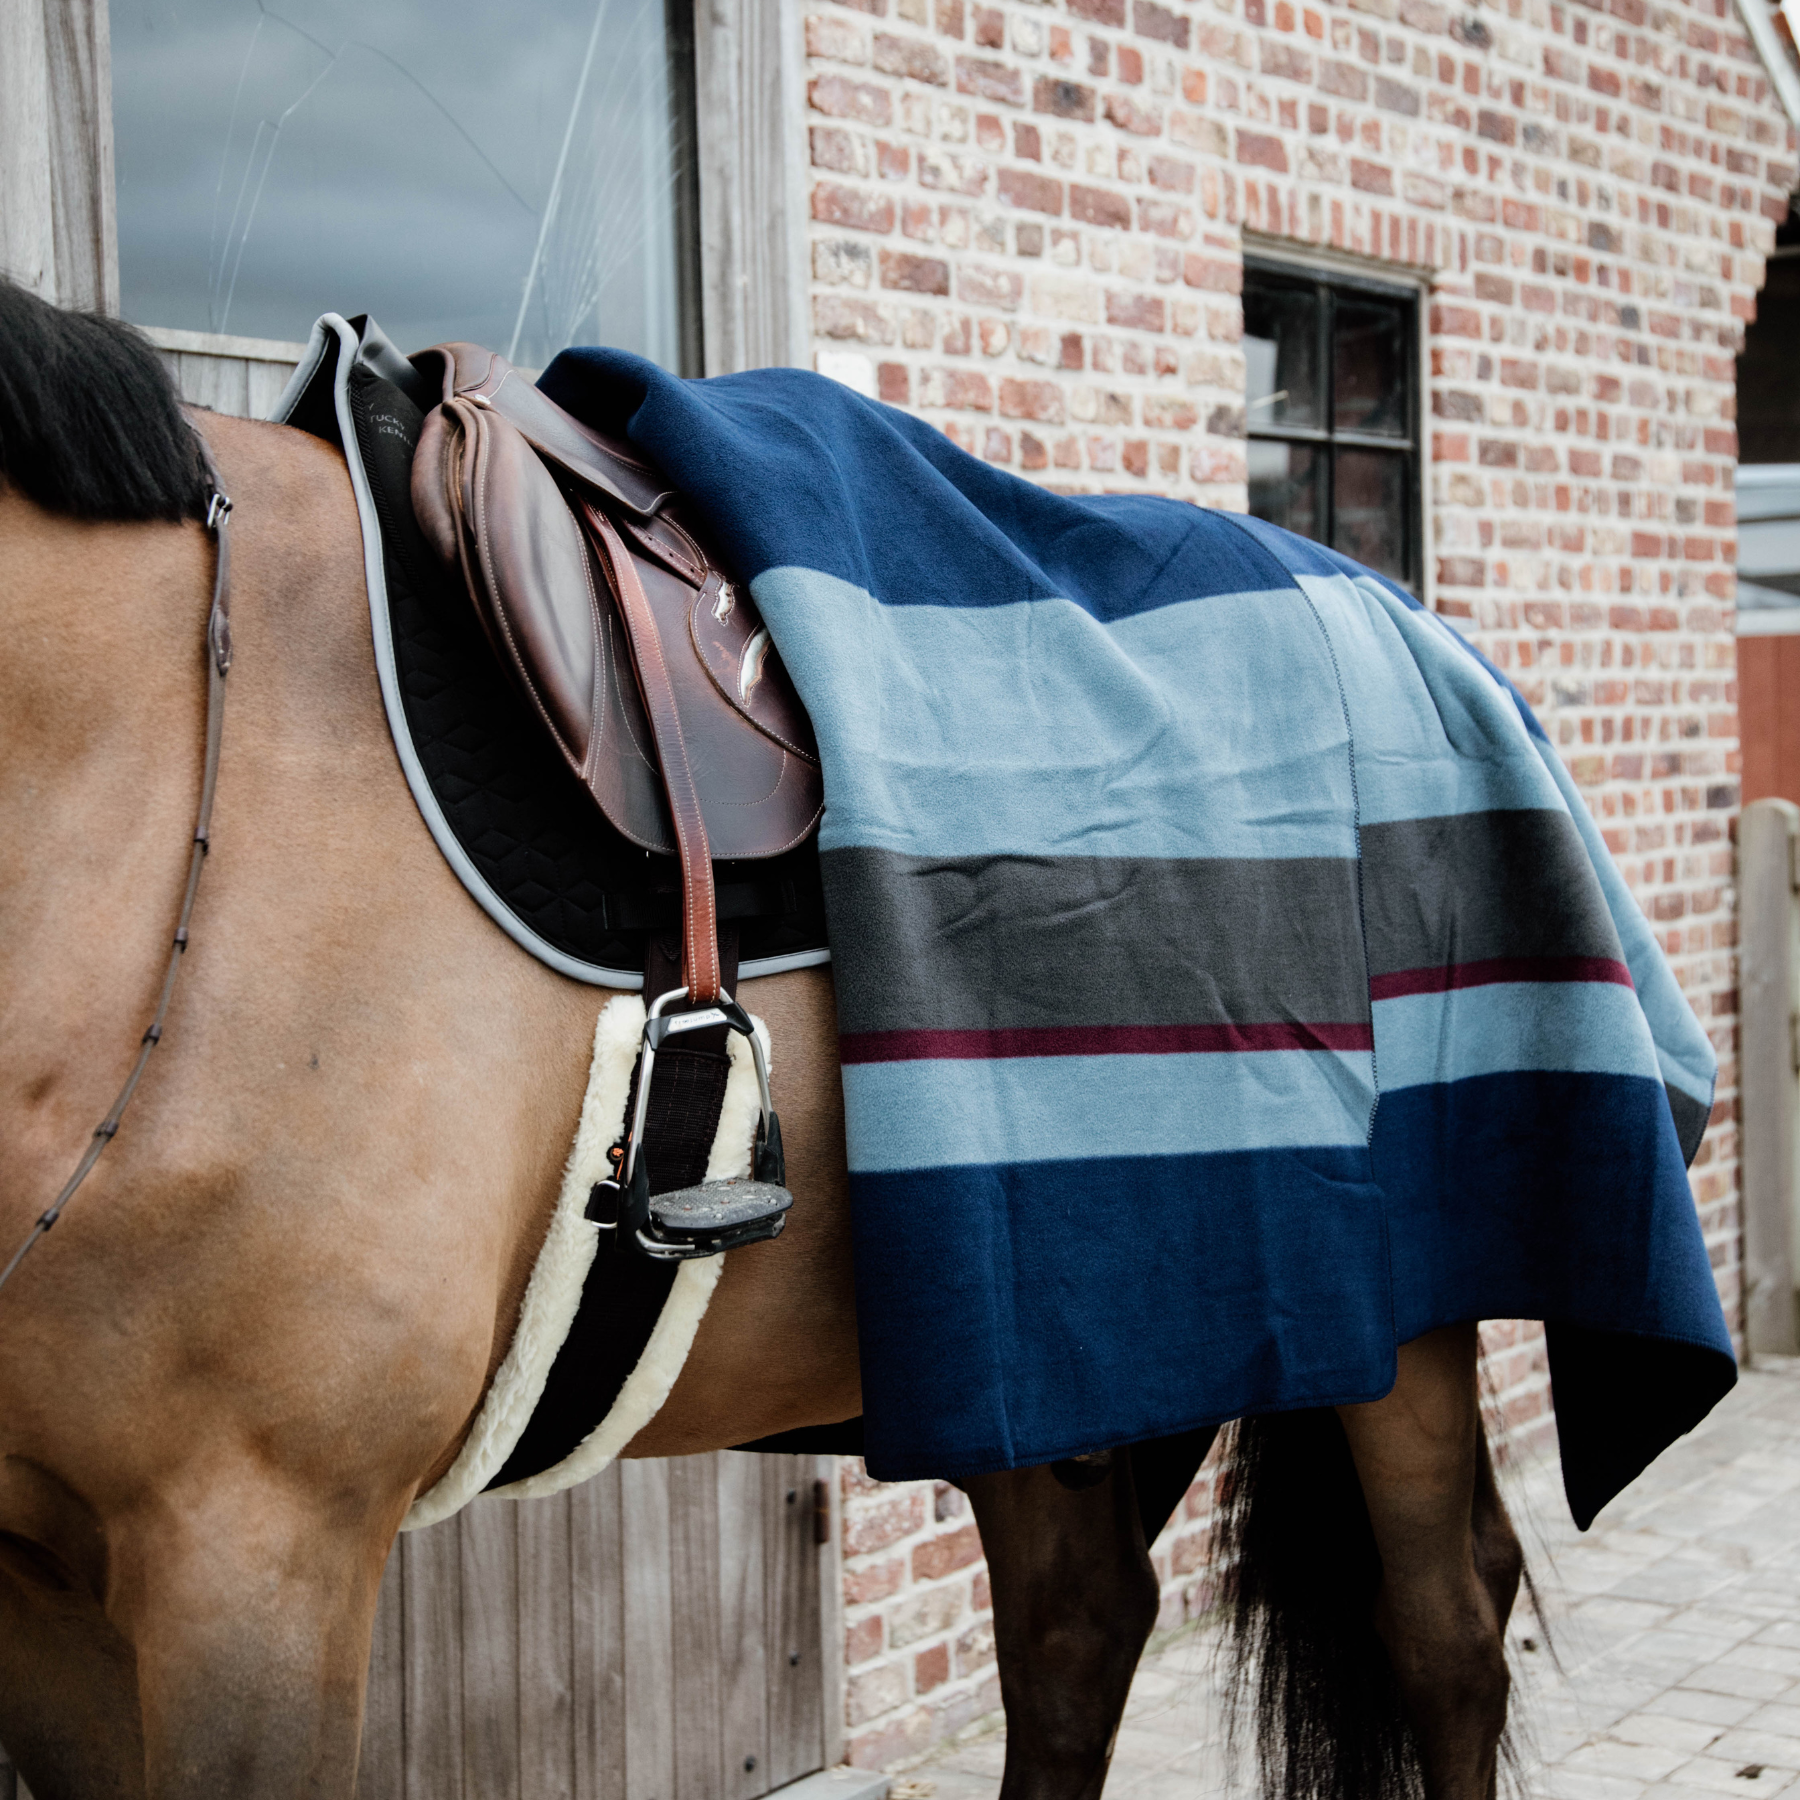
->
xmin=906 ymin=1357 xmax=1800 ymax=1800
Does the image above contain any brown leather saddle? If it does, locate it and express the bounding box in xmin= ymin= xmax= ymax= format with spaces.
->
xmin=409 ymin=343 xmax=818 ymax=1259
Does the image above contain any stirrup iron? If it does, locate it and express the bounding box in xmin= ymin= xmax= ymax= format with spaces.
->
xmin=586 ymin=987 xmax=793 ymax=1261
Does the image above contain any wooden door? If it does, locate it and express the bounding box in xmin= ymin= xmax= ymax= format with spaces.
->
xmin=356 ymin=1452 xmax=834 ymax=1800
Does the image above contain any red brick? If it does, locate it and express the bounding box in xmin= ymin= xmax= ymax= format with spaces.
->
xmin=956 ymin=56 xmax=1025 ymax=104
xmin=999 ymin=378 xmax=1066 ymax=422
xmin=874 ymin=32 xmax=950 ymax=83
xmin=915 ymin=1642 xmax=951 ymax=1692
xmin=1106 ymin=291 xmax=1166 ymax=330
xmin=913 ymin=1524 xmax=984 ymax=1580
xmin=813 ymin=183 xmax=896 ymax=234
xmin=880 ymin=249 xmax=950 ymax=293
xmin=1068 ymin=0 xmax=1126 ymax=20
xmin=1350 ymin=158 xmax=1394 ymax=194
xmin=1070 ymin=183 xmax=1133 ymax=227
xmin=877 ymin=362 xmax=910 ymax=404
xmin=958 ymin=264 xmax=1024 ymax=309
xmin=1105 ymin=92 xmax=1162 ymax=135
xmin=998 ymin=168 xmax=1064 ymax=213
xmin=808 ymin=74 xmax=894 ymax=125
xmin=1135 ymin=1 xmax=1191 ymax=46
xmin=1033 ymin=75 xmax=1096 ymax=120
xmin=1236 ymin=131 xmax=1289 ymax=172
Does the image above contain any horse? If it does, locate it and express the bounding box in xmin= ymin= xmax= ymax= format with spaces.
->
xmin=0 ymin=279 xmax=1523 ymax=1800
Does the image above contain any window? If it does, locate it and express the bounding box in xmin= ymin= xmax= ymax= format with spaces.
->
xmin=110 ymin=0 xmax=700 ymax=372
xmin=1243 ymin=259 xmax=1421 ymax=591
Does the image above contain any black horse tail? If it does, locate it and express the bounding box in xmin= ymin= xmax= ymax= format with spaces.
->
xmin=1215 ymin=1407 xmax=1539 ymax=1800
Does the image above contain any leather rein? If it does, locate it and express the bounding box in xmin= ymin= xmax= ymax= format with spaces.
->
xmin=0 ymin=433 xmax=234 ymax=1300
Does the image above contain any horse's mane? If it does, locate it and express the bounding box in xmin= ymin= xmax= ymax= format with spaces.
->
xmin=0 ymin=277 xmax=207 ymax=523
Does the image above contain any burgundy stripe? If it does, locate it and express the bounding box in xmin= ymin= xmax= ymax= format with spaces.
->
xmin=838 ymin=1021 xmax=1376 ymax=1064
xmin=1369 ymin=955 xmax=1634 ymax=1002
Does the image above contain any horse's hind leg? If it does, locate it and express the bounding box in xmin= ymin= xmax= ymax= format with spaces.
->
xmin=961 ymin=1455 xmax=1161 ymax=1800
xmin=107 ymin=1477 xmax=394 ymax=1799
xmin=1336 ymin=1322 xmax=1516 ymax=1800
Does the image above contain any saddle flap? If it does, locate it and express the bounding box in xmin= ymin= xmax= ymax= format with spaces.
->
xmin=412 ymin=394 xmax=674 ymax=852
xmin=415 ymin=342 xmax=675 ymax=520
xmin=410 ymin=359 xmax=824 ymax=864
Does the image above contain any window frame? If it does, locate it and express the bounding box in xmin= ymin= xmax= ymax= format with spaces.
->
xmin=1242 ymin=250 xmax=1426 ymax=597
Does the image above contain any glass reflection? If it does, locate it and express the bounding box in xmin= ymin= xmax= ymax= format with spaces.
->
xmin=1333 ymin=296 xmax=1408 ymax=436
xmin=111 ymin=0 xmax=692 ymax=369
xmin=1249 ymin=439 xmax=1322 ymax=542
xmin=1243 ymin=279 xmax=1320 ymax=429
xmin=1332 ymin=448 xmax=1408 ymax=580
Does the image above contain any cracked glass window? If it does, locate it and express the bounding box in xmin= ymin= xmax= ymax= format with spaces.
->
xmin=1245 ymin=259 xmax=1420 ymax=591
xmin=112 ymin=0 xmax=698 ymax=371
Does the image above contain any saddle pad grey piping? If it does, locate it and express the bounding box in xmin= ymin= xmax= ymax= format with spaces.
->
xmin=269 ymin=315 xmax=830 ymax=990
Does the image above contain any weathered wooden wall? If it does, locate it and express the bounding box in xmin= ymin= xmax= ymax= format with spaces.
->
xmin=0 ymin=0 xmax=115 ymax=310
xmin=359 ymin=1455 xmax=833 ymax=1800
xmin=146 ymin=325 xmax=305 ymax=421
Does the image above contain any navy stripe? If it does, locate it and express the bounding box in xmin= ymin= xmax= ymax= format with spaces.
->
xmin=850 ymin=1144 xmax=1395 ymax=1480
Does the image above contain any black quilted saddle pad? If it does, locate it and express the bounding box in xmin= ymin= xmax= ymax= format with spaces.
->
xmin=285 ymin=331 xmax=827 ymax=981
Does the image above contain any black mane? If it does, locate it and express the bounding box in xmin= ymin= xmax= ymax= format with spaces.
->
xmin=0 ymin=278 xmax=207 ymax=523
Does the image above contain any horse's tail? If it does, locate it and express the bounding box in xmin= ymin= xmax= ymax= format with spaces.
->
xmin=1215 ymin=1407 xmax=1534 ymax=1800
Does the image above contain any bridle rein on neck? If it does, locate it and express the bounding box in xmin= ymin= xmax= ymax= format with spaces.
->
xmin=0 ymin=433 xmax=234 ymax=1300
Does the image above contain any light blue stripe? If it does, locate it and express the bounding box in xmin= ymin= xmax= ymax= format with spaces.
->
xmin=1297 ymin=574 xmax=1564 ymax=826
xmin=751 ymin=567 xmax=1358 ymax=860
xmin=840 ymin=1049 xmax=1377 ymax=1172
xmin=1373 ymin=979 xmax=1662 ymax=1092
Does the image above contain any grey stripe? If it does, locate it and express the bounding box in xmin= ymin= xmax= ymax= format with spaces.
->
xmin=822 ymin=848 xmax=1368 ymax=1034
xmin=1359 ymin=810 xmax=1624 ymax=978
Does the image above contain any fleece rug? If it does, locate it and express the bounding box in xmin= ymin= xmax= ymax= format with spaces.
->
xmin=539 ymin=349 xmax=1733 ymax=1527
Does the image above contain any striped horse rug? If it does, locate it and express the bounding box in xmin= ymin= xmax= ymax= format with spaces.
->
xmin=540 ymin=348 xmax=1733 ymax=1527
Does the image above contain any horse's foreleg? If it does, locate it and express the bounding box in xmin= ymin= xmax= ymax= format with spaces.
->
xmin=108 ymin=1478 xmax=393 ymax=1800
xmin=961 ymin=1455 xmax=1160 ymax=1800
xmin=1337 ymin=1323 xmax=1513 ymax=1800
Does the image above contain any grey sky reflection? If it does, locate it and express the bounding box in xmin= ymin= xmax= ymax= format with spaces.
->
xmin=112 ymin=0 xmax=686 ymax=367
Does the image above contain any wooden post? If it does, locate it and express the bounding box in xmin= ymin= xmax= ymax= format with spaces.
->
xmin=0 ymin=0 xmax=117 ymax=310
xmin=693 ymin=0 xmax=809 ymax=375
xmin=1740 ymin=797 xmax=1800 ymax=1357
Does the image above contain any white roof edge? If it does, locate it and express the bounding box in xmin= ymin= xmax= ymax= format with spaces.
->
xmin=1737 ymin=0 xmax=1800 ymax=127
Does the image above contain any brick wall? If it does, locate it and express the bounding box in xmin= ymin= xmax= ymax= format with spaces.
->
xmin=800 ymin=0 xmax=1797 ymax=1769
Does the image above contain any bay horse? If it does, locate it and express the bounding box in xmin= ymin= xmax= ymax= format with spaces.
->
xmin=0 ymin=282 xmax=1522 ymax=1800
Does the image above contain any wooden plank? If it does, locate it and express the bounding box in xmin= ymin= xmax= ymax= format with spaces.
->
xmin=667 ymin=1455 xmax=726 ymax=1800
xmin=41 ymin=0 xmax=117 ymax=312
xmin=764 ymin=1455 xmax=824 ymax=1789
xmin=357 ymin=1541 xmax=407 ymax=1800
xmin=1741 ymin=797 xmax=1800 ymax=1357
xmin=570 ymin=1466 xmax=626 ymax=1800
xmin=517 ymin=1492 xmax=576 ymax=1800
xmin=716 ymin=1453 xmax=770 ymax=1800
xmin=176 ymin=350 xmax=253 ymax=419
xmin=459 ymin=1497 xmax=522 ymax=1800
xmin=0 ymin=0 xmax=55 ymax=297
xmin=813 ymin=1455 xmax=847 ymax=1771
xmin=619 ymin=1459 xmax=677 ymax=1800
xmin=401 ymin=1518 xmax=465 ymax=1800
xmin=247 ymin=356 xmax=299 ymax=421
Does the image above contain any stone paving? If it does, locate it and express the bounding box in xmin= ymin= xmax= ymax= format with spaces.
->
xmin=906 ymin=1357 xmax=1800 ymax=1800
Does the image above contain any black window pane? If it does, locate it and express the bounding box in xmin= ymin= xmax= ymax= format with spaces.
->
xmin=1243 ymin=280 xmax=1321 ymax=429
xmin=1248 ymin=439 xmax=1323 ymax=541
xmin=1331 ymin=448 xmax=1409 ymax=582
xmin=111 ymin=0 xmax=694 ymax=370
xmin=1332 ymin=296 xmax=1409 ymax=436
